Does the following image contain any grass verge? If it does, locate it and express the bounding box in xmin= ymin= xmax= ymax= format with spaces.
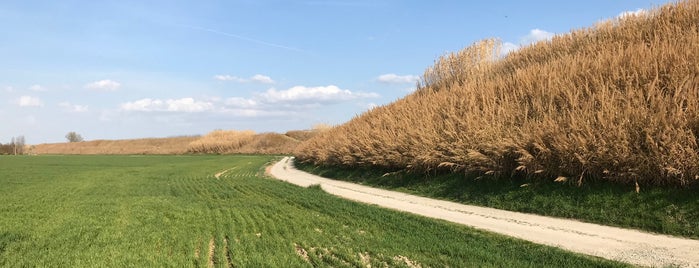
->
xmin=0 ymin=155 xmax=624 ymax=267
xmin=297 ymin=162 xmax=699 ymax=239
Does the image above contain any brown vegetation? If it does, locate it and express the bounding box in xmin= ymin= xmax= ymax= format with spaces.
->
xmin=286 ymin=124 xmax=333 ymax=142
xmin=295 ymin=0 xmax=699 ymax=187
xmin=33 ymin=136 xmax=198 ymax=155
xmin=186 ymin=129 xmax=326 ymax=155
xmin=187 ymin=130 xmax=257 ymax=154
xmin=32 ymin=126 xmax=328 ymax=156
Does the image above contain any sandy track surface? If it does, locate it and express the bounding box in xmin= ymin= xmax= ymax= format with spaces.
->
xmin=269 ymin=157 xmax=699 ymax=267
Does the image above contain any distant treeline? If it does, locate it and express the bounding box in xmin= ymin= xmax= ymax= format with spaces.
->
xmin=0 ymin=136 xmax=26 ymax=155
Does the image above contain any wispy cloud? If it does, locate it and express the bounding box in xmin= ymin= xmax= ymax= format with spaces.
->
xmin=521 ymin=29 xmax=555 ymax=44
xmin=618 ymin=8 xmax=647 ymax=19
xmin=250 ymin=74 xmax=275 ymax=84
xmin=17 ymin=96 xmax=43 ymax=107
xmin=29 ymin=84 xmax=47 ymax=92
xmin=120 ymin=98 xmax=214 ymax=113
xmin=259 ymin=85 xmax=379 ymax=104
xmin=501 ymin=42 xmax=520 ymax=55
xmin=85 ymin=79 xmax=121 ymax=91
xmin=59 ymin=102 xmax=89 ymax=112
xmin=214 ymin=74 xmax=275 ymax=84
xmin=183 ymin=25 xmax=306 ymax=53
xmin=501 ymin=28 xmax=556 ymax=56
xmin=225 ymin=97 xmax=259 ymax=109
xmin=119 ymin=85 xmax=379 ymax=115
xmin=376 ymin=74 xmax=420 ymax=84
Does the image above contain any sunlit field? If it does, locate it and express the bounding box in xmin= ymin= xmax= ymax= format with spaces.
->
xmin=0 ymin=155 xmax=623 ymax=267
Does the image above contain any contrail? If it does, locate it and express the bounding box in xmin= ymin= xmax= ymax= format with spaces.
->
xmin=181 ymin=24 xmax=307 ymax=53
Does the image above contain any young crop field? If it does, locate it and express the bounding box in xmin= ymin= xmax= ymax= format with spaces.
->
xmin=0 ymin=155 xmax=624 ymax=267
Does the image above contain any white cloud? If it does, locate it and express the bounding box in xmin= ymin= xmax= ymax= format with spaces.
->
xmin=259 ymin=85 xmax=379 ymax=104
xmin=214 ymin=75 xmax=245 ymax=82
xmin=225 ymin=97 xmax=259 ymax=108
xmin=120 ymin=98 xmax=214 ymax=112
xmin=250 ymin=74 xmax=275 ymax=84
xmin=501 ymin=28 xmax=556 ymax=56
xmin=4 ymin=86 xmax=15 ymax=93
xmin=29 ymin=84 xmax=47 ymax=92
xmin=17 ymin=96 xmax=43 ymax=107
xmin=363 ymin=102 xmax=378 ymax=110
xmin=521 ymin=29 xmax=555 ymax=44
xmin=118 ymin=84 xmax=378 ymax=118
xmin=618 ymin=8 xmax=647 ymax=19
xmin=121 ymin=98 xmax=161 ymax=111
xmin=59 ymin=102 xmax=89 ymax=112
xmin=214 ymin=74 xmax=275 ymax=84
xmin=167 ymin=98 xmax=214 ymax=112
xmin=85 ymin=79 xmax=121 ymax=91
xmin=501 ymin=42 xmax=520 ymax=55
xmin=376 ymin=74 xmax=420 ymax=84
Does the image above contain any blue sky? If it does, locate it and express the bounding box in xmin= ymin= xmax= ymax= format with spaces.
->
xmin=1 ymin=0 xmax=671 ymax=143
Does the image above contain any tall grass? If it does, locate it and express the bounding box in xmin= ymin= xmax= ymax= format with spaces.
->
xmin=187 ymin=129 xmax=325 ymax=155
xmin=187 ymin=130 xmax=257 ymax=154
xmin=295 ymin=0 xmax=699 ymax=187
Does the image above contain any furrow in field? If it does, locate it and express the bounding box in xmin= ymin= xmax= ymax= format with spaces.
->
xmin=207 ymin=237 xmax=215 ymax=268
xmin=224 ymin=235 xmax=234 ymax=268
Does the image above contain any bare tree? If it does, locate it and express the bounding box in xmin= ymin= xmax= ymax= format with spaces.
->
xmin=15 ymin=136 xmax=25 ymax=155
xmin=7 ymin=136 xmax=25 ymax=155
xmin=66 ymin=132 xmax=84 ymax=143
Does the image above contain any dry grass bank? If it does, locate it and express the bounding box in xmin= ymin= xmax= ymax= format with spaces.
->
xmin=295 ymin=0 xmax=699 ymax=187
xmin=186 ymin=127 xmax=329 ymax=155
xmin=33 ymin=136 xmax=199 ymax=155
xmin=186 ymin=130 xmax=300 ymax=155
xmin=32 ymin=127 xmax=327 ymax=156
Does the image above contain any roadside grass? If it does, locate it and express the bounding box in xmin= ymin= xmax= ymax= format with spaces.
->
xmin=0 ymin=155 xmax=624 ymax=267
xmin=297 ymin=162 xmax=699 ymax=239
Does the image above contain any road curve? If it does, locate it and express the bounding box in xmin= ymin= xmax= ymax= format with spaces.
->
xmin=269 ymin=157 xmax=699 ymax=267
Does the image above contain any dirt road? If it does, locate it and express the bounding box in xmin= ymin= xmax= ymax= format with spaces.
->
xmin=269 ymin=157 xmax=699 ymax=267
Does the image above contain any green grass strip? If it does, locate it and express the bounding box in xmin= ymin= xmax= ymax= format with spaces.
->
xmin=297 ymin=162 xmax=699 ymax=239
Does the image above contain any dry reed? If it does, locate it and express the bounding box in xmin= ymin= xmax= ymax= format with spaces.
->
xmin=187 ymin=129 xmax=326 ymax=155
xmin=295 ymin=0 xmax=699 ymax=187
xmin=187 ymin=130 xmax=257 ymax=154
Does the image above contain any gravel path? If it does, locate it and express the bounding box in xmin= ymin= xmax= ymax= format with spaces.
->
xmin=269 ymin=157 xmax=699 ymax=267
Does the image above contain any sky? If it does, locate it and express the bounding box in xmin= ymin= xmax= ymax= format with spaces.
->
xmin=0 ymin=0 xmax=672 ymax=144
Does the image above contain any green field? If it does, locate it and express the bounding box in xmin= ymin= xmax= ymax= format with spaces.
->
xmin=297 ymin=163 xmax=699 ymax=239
xmin=0 ymin=155 xmax=624 ymax=267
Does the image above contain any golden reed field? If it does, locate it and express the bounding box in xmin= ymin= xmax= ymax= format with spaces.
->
xmin=295 ymin=0 xmax=699 ymax=187
xmin=33 ymin=127 xmax=326 ymax=155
